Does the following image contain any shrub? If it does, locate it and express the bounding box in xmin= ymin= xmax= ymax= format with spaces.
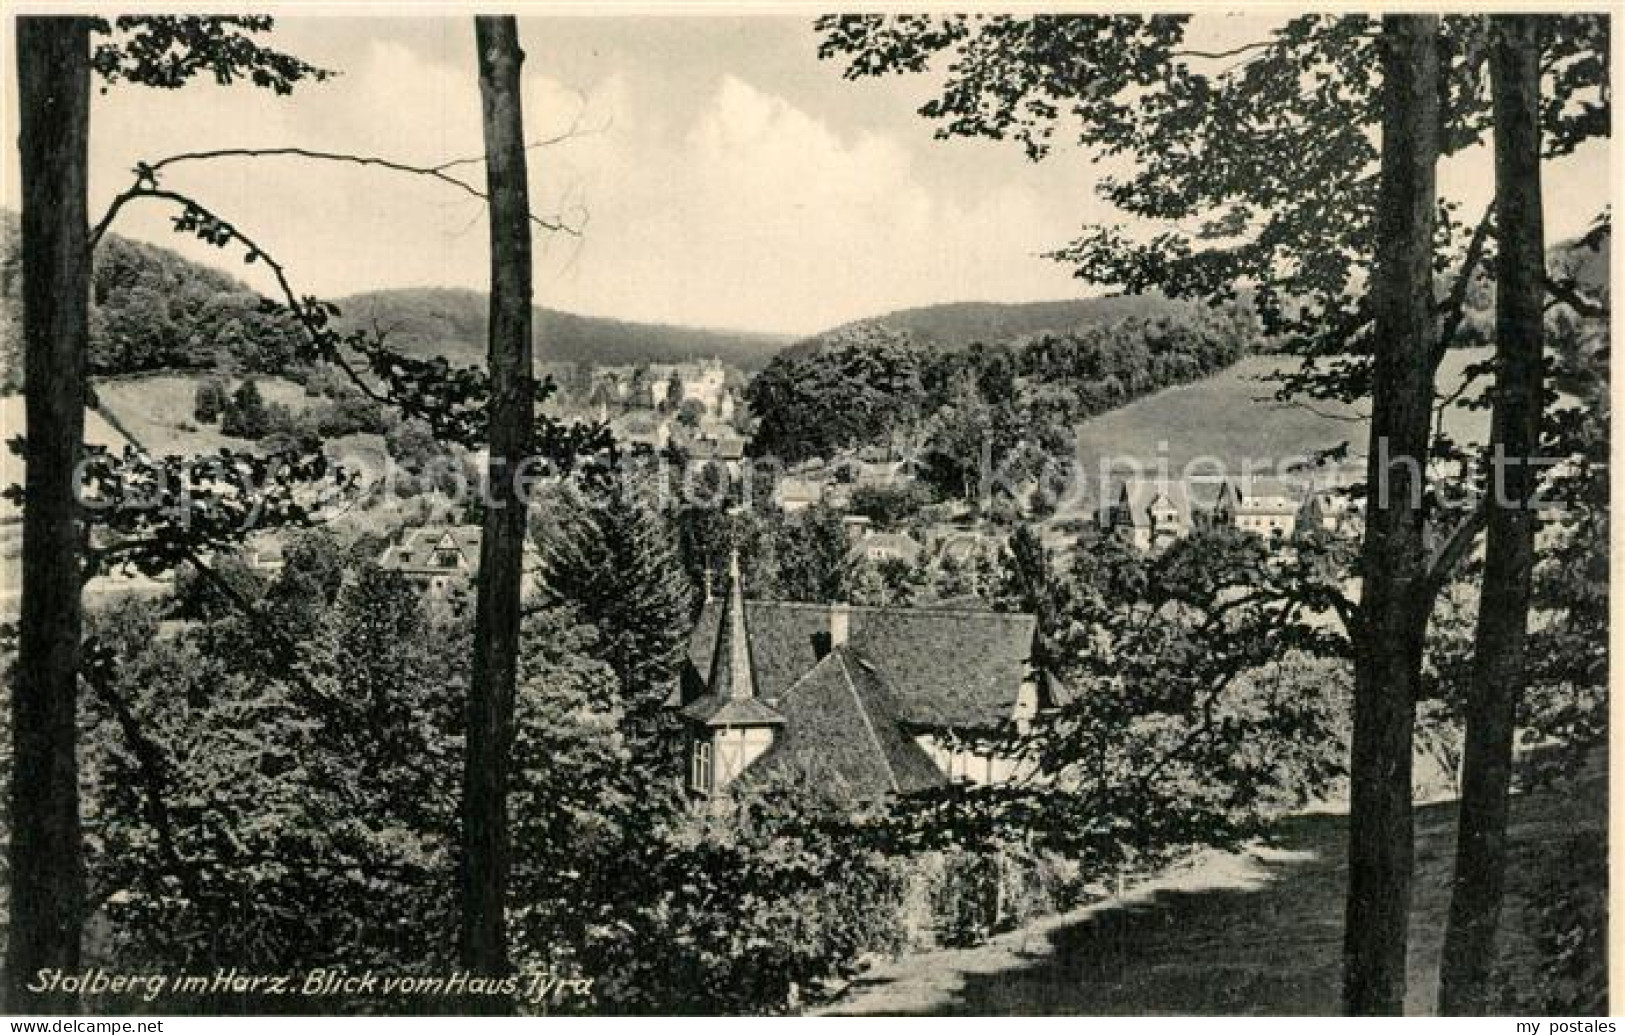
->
xmin=220 ymin=378 xmax=269 ymax=438
xmin=193 ymin=377 xmax=229 ymax=424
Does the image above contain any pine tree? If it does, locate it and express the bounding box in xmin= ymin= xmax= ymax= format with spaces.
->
xmin=537 ymin=484 xmax=692 ymax=760
xmin=221 ymin=378 xmax=269 ymax=438
xmin=193 ymin=376 xmax=227 ymax=424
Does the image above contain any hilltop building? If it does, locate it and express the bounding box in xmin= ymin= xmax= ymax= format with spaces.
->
xmin=648 ymin=358 xmax=728 ymax=412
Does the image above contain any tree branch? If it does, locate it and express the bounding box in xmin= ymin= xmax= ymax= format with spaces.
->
xmin=1543 ymin=274 xmax=1608 ymax=319
xmin=137 ymin=144 xmax=582 ymax=236
xmin=1172 ymin=40 xmax=1276 ymax=61
xmin=1421 ymin=497 xmax=1489 ymax=602
xmin=1431 ymin=200 xmax=1495 ymax=372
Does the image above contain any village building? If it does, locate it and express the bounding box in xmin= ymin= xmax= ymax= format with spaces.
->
xmin=680 ymin=426 xmax=748 ymax=477
xmin=648 ymin=358 xmax=728 ymax=412
xmin=773 ymin=474 xmax=827 ymax=513
xmin=610 ymin=412 xmax=672 ymax=453
xmin=585 ymin=378 xmax=623 ymax=411
xmin=1297 ymin=486 xmax=1362 ymax=536
xmin=928 ymin=527 xmax=1007 ymax=568
xmin=243 ymin=533 xmax=286 ymax=575
xmin=670 ymin=553 xmax=1059 ymax=799
xmin=822 ymin=482 xmax=856 ymax=511
xmin=833 ymin=453 xmax=919 ymax=492
xmin=1213 ymin=477 xmax=1301 ymax=541
xmin=847 ymin=529 xmax=924 ymax=566
xmin=378 ymin=524 xmax=541 ymax=596
xmin=1103 ymin=479 xmax=1197 ymax=551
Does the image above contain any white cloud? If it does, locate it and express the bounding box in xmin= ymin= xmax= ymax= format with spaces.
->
xmin=4 ymin=17 xmax=1608 ymax=337
xmin=1 ymin=22 xmax=1100 ymax=334
xmin=546 ymin=74 xmax=1081 ymax=332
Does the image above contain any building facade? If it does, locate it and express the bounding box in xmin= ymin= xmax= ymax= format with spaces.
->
xmin=669 ymin=554 xmax=1059 ymax=800
xmin=378 ymin=524 xmax=542 ymax=596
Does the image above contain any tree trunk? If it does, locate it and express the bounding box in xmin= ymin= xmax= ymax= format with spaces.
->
xmin=458 ymin=15 xmax=533 ymax=1004
xmin=1341 ymin=14 xmax=1441 ymax=1016
xmin=5 ymin=18 xmax=92 ymax=1015
xmin=1438 ymin=14 xmax=1545 ymax=1015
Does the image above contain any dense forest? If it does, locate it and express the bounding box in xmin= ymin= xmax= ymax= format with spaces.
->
xmin=336 ymin=288 xmax=792 ymax=372
xmin=0 ymin=210 xmax=306 ymax=385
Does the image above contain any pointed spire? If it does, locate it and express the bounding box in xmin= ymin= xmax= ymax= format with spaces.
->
xmin=706 ymin=548 xmax=756 ymax=701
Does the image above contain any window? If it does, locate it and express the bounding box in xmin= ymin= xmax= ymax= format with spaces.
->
xmin=690 ymin=739 xmax=712 ymax=793
xmin=434 ymin=549 xmax=462 ymax=569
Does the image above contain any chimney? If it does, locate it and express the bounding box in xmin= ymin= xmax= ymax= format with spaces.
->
xmin=829 ymin=602 xmax=851 ymax=649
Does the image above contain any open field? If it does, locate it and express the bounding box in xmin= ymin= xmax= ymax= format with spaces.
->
xmin=87 ymin=374 xmax=311 ymax=455
xmin=1069 ymin=349 xmax=1492 ymax=483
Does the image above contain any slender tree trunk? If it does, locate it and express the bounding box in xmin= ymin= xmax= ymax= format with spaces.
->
xmin=1438 ymin=15 xmax=1545 ymax=1015
xmin=459 ymin=15 xmax=533 ymax=1003
xmin=1341 ymin=14 xmax=1441 ymax=1016
xmin=5 ymin=18 xmax=92 ymax=1015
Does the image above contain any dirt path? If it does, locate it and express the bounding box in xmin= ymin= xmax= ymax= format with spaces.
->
xmin=818 ymin=796 xmax=1512 ymax=1016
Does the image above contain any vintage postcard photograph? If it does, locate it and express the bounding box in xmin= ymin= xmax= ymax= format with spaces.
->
xmin=0 ymin=3 xmax=1612 ymax=1022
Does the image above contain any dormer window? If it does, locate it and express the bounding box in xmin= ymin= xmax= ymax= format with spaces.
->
xmin=434 ymin=549 xmax=462 ymax=569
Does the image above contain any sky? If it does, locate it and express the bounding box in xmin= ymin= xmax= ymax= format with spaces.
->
xmin=1 ymin=12 xmax=1612 ymax=336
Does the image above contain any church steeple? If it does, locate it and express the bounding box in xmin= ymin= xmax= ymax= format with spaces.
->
xmin=707 ymin=549 xmax=756 ymax=701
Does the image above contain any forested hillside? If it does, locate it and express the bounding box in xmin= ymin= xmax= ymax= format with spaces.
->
xmin=0 ymin=217 xmax=792 ymax=385
xmin=0 ymin=210 xmax=304 ymax=386
xmin=747 ymin=304 xmax=1258 ymax=477
xmin=336 ymin=288 xmax=792 ymax=371
xmin=785 ymin=293 xmax=1185 ymax=359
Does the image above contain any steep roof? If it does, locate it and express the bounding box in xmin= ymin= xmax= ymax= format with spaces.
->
xmin=681 ymin=552 xmax=787 ymax=728
xmin=682 ymin=694 xmax=786 ymax=726
xmin=775 ymin=477 xmax=825 ymax=503
xmin=1222 ymin=476 xmax=1300 ymax=515
xmin=689 ymin=431 xmax=747 ymax=462
xmin=681 ymin=600 xmax=1038 ymax=730
xmin=706 ymin=553 xmax=759 ymax=702
xmin=379 ymin=525 xmax=484 ymax=575
xmin=1115 ymin=480 xmax=1193 ymax=529
xmin=745 ymin=648 xmax=944 ymax=798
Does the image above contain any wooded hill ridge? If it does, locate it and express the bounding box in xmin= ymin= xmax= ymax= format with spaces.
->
xmin=0 ymin=207 xmax=1606 ymax=388
xmin=785 ymin=293 xmax=1186 ymax=359
xmin=0 ymin=212 xmax=794 ymax=379
xmin=337 ymin=287 xmax=792 ymax=372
